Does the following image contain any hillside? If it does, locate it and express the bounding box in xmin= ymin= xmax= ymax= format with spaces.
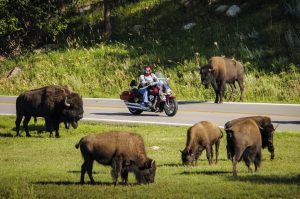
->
xmin=0 ymin=0 xmax=299 ymax=103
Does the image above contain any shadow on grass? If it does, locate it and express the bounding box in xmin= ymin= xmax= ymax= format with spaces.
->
xmin=34 ymin=181 xmax=141 ymax=186
xmin=0 ymin=132 xmax=14 ymax=137
xmin=33 ymin=181 xmax=112 ymax=186
xmin=226 ymin=174 xmax=300 ymax=185
xmin=158 ymin=163 xmax=182 ymax=167
xmin=180 ymin=170 xmax=231 ymax=175
xmin=67 ymin=170 xmax=101 ymax=174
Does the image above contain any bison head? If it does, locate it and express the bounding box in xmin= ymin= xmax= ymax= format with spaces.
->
xmin=200 ymin=64 xmax=215 ymax=88
xmin=260 ymin=123 xmax=276 ymax=159
xmin=135 ymin=159 xmax=156 ymax=184
xmin=60 ymin=93 xmax=83 ymax=129
xmin=180 ymin=148 xmax=200 ymax=166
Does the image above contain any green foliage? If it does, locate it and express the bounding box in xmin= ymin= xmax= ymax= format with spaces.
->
xmin=284 ymin=0 xmax=300 ymax=19
xmin=0 ymin=0 xmax=70 ymax=54
xmin=0 ymin=115 xmax=300 ymax=198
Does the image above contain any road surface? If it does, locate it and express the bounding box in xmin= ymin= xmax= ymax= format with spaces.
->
xmin=0 ymin=96 xmax=299 ymax=131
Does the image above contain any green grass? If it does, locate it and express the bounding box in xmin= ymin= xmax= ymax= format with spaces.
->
xmin=0 ymin=115 xmax=299 ymax=198
xmin=0 ymin=0 xmax=300 ymax=103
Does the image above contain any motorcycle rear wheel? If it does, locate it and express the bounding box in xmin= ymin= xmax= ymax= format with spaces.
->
xmin=128 ymin=108 xmax=143 ymax=115
xmin=164 ymin=98 xmax=178 ymax=116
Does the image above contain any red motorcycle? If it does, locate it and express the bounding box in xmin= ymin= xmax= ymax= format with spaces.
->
xmin=120 ymin=74 xmax=178 ymax=116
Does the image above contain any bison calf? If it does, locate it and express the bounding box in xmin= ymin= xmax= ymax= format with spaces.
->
xmin=181 ymin=121 xmax=222 ymax=166
xmin=75 ymin=131 xmax=156 ymax=185
xmin=225 ymin=116 xmax=275 ymax=160
xmin=200 ymin=56 xmax=244 ymax=103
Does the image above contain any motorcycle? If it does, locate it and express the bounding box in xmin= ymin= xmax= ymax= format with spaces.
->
xmin=120 ymin=73 xmax=178 ymax=116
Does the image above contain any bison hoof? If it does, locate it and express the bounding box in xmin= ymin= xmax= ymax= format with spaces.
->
xmin=26 ymin=134 xmax=31 ymax=137
xmin=55 ymin=135 xmax=60 ymax=138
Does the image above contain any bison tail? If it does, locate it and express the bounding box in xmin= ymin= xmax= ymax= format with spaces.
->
xmin=75 ymin=138 xmax=84 ymax=149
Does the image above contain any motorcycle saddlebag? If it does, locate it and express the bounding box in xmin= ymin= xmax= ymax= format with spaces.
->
xmin=120 ymin=91 xmax=133 ymax=101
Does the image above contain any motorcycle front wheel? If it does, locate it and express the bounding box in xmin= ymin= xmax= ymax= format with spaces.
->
xmin=164 ymin=98 xmax=178 ymax=116
xmin=128 ymin=108 xmax=143 ymax=115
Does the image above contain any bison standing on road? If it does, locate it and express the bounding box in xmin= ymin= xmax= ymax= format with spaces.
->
xmin=75 ymin=131 xmax=157 ymax=185
xmin=225 ymin=116 xmax=275 ymax=160
xmin=180 ymin=121 xmax=223 ymax=166
xmin=225 ymin=119 xmax=266 ymax=176
xmin=15 ymin=85 xmax=83 ymax=137
xmin=200 ymin=56 xmax=244 ymax=103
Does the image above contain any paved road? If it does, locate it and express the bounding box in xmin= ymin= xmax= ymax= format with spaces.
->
xmin=1 ymin=96 xmax=300 ymax=131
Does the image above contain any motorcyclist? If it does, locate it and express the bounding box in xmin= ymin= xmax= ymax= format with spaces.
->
xmin=138 ymin=65 xmax=157 ymax=107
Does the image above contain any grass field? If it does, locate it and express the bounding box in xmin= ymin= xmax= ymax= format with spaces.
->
xmin=0 ymin=115 xmax=299 ymax=199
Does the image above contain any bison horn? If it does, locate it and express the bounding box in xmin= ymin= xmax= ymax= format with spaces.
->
xmin=274 ymin=124 xmax=279 ymax=131
xmin=64 ymin=97 xmax=71 ymax=107
xmin=151 ymin=160 xmax=155 ymax=168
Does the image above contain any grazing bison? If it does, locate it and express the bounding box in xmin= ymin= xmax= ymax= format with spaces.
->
xmin=15 ymin=85 xmax=83 ymax=137
xmin=200 ymin=56 xmax=244 ymax=103
xmin=225 ymin=116 xmax=275 ymax=160
xmin=225 ymin=119 xmax=266 ymax=176
xmin=180 ymin=121 xmax=222 ymax=166
xmin=75 ymin=131 xmax=156 ymax=185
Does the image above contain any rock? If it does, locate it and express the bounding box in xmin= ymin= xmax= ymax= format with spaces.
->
xmin=183 ymin=22 xmax=196 ymax=30
xmin=226 ymin=5 xmax=241 ymax=17
xmin=215 ymin=5 xmax=229 ymax=13
xmin=7 ymin=67 xmax=22 ymax=78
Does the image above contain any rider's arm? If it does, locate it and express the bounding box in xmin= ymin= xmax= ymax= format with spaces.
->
xmin=140 ymin=75 xmax=148 ymax=87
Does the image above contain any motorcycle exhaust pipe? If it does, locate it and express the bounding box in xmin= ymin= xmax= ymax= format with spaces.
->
xmin=125 ymin=102 xmax=149 ymax=110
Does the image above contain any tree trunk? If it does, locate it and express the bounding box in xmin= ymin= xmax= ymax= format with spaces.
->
xmin=104 ymin=0 xmax=112 ymax=41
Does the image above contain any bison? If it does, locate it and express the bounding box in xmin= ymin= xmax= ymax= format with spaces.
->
xmin=15 ymin=85 xmax=83 ymax=137
xmin=225 ymin=116 xmax=275 ymax=160
xmin=200 ymin=56 xmax=244 ymax=103
xmin=225 ymin=119 xmax=269 ymax=176
xmin=180 ymin=121 xmax=223 ymax=166
xmin=75 ymin=131 xmax=156 ymax=185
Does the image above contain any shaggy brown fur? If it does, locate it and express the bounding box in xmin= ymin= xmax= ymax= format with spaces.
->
xmin=226 ymin=119 xmax=262 ymax=176
xmin=200 ymin=56 xmax=244 ymax=103
xmin=15 ymin=85 xmax=83 ymax=137
xmin=75 ymin=131 xmax=156 ymax=185
xmin=225 ymin=116 xmax=275 ymax=160
xmin=181 ymin=121 xmax=222 ymax=166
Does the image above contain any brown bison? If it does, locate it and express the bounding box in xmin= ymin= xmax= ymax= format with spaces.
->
xmin=15 ymin=85 xmax=83 ymax=137
xmin=200 ymin=56 xmax=244 ymax=103
xmin=225 ymin=119 xmax=269 ymax=176
xmin=180 ymin=121 xmax=223 ymax=166
xmin=225 ymin=116 xmax=275 ymax=160
xmin=75 ymin=131 xmax=156 ymax=185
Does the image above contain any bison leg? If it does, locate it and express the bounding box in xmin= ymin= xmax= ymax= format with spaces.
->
xmin=15 ymin=114 xmax=23 ymax=136
xmin=23 ymin=115 xmax=32 ymax=137
xmin=242 ymin=156 xmax=252 ymax=173
xmin=80 ymin=161 xmax=95 ymax=185
xmin=232 ymin=149 xmax=243 ymax=177
xmin=237 ymin=77 xmax=244 ymax=102
xmin=54 ymin=122 xmax=60 ymax=138
xmin=215 ymin=139 xmax=220 ymax=164
xmin=205 ymin=145 xmax=212 ymax=165
xmin=219 ymin=81 xmax=226 ymax=104
xmin=121 ymin=168 xmax=129 ymax=185
xmin=254 ymin=150 xmax=262 ymax=172
xmin=228 ymin=83 xmax=236 ymax=101
xmin=111 ymin=157 xmax=123 ymax=186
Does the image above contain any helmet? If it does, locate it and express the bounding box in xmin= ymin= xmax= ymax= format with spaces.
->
xmin=144 ymin=65 xmax=152 ymax=75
